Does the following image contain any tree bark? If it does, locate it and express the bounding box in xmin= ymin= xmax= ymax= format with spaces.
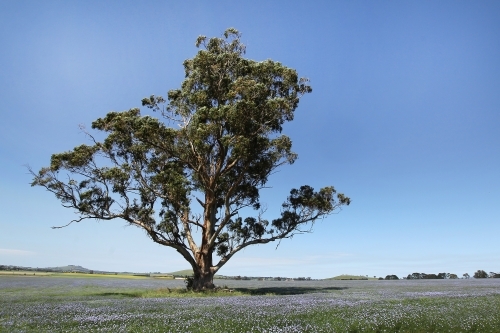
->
xmin=192 ymin=270 xmax=215 ymax=290
xmin=188 ymin=193 xmax=217 ymax=290
xmin=192 ymin=251 xmax=215 ymax=290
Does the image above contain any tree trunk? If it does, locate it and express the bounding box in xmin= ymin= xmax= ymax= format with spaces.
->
xmin=191 ymin=250 xmax=215 ymax=290
xmin=191 ymin=269 xmax=215 ymax=290
xmin=189 ymin=196 xmax=217 ymax=290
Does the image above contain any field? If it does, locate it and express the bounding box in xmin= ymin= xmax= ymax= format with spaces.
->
xmin=0 ymin=271 xmax=155 ymax=279
xmin=1 ymin=276 xmax=499 ymax=332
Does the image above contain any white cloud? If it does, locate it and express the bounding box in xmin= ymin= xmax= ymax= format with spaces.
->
xmin=0 ymin=248 xmax=36 ymax=256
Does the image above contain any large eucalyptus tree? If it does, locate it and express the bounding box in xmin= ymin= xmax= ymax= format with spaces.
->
xmin=31 ymin=29 xmax=350 ymax=290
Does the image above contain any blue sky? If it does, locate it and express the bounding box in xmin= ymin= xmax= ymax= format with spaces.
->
xmin=1 ymin=0 xmax=499 ymax=279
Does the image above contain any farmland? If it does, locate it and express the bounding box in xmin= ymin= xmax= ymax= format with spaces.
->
xmin=1 ymin=276 xmax=499 ymax=332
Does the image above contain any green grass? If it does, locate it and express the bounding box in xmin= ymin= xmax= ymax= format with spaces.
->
xmin=0 ymin=283 xmax=248 ymax=301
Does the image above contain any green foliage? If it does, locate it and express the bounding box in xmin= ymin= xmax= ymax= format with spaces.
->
xmin=30 ymin=28 xmax=349 ymax=288
xmin=184 ymin=275 xmax=195 ymax=290
xmin=474 ymin=270 xmax=488 ymax=278
xmin=407 ymin=272 xmax=453 ymax=279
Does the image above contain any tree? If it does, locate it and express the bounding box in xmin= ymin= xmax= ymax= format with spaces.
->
xmin=449 ymin=274 xmax=458 ymax=279
xmin=423 ymin=273 xmax=438 ymax=279
xmin=473 ymin=270 xmax=488 ymax=278
xmin=30 ymin=29 xmax=350 ymax=290
xmin=463 ymin=273 xmax=470 ymax=279
xmin=406 ymin=272 xmax=453 ymax=280
xmin=407 ymin=272 xmax=423 ymax=280
xmin=385 ymin=275 xmax=399 ymax=280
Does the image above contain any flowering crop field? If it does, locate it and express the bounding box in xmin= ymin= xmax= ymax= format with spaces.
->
xmin=1 ymin=277 xmax=499 ymax=332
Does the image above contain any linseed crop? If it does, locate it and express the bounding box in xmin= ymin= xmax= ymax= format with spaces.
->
xmin=1 ymin=277 xmax=499 ymax=332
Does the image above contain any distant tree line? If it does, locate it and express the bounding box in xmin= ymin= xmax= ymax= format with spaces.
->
xmin=473 ymin=270 xmax=500 ymax=278
xmin=379 ymin=270 xmax=500 ymax=280
xmin=0 ymin=265 xmax=60 ymax=272
xmin=406 ymin=272 xmax=457 ymax=279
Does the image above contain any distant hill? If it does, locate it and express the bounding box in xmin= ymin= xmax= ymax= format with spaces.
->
xmin=168 ymin=269 xmax=194 ymax=276
xmin=327 ymin=274 xmax=375 ymax=280
xmin=45 ymin=265 xmax=90 ymax=272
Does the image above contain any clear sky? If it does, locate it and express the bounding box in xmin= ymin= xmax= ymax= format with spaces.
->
xmin=1 ymin=0 xmax=499 ymax=279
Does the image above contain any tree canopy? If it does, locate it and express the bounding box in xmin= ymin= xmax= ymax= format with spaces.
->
xmin=30 ymin=28 xmax=350 ymax=290
xmin=474 ymin=270 xmax=488 ymax=278
xmin=406 ymin=272 xmax=452 ymax=279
